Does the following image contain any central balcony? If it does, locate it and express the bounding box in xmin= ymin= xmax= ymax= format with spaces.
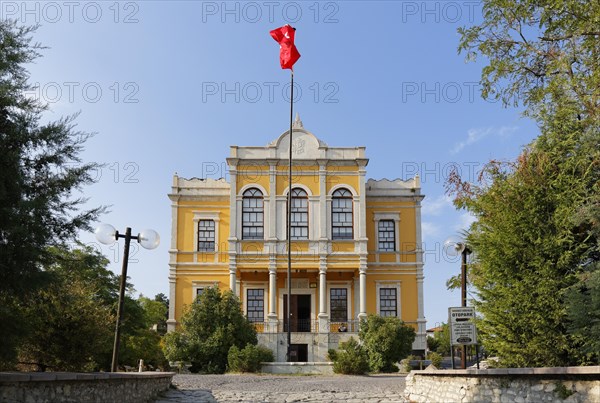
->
xmin=252 ymin=320 xmax=360 ymax=334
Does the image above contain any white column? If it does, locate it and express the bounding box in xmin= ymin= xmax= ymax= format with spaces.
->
xmin=167 ymin=176 xmax=179 ymax=332
xmin=358 ymin=268 xmax=367 ymax=320
xmin=414 ymin=185 xmax=427 ymax=351
xmin=229 ymin=268 xmax=237 ymax=294
xmin=269 ymin=267 xmax=277 ymax=318
xmin=227 ymin=159 xmax=239 ymax=296
xmin=319 ymin=268 xmax=327 ymax=315
xmin=318 ymin=257 xmax=329 ymax=333
xmin=166 ymin=265 xmax=177 ymax=332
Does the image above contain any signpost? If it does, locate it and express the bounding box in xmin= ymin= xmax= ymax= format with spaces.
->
xmin=448 ymin=307 xmax=479 ymax=369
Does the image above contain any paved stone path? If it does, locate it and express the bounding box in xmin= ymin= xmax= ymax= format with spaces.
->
xmin=155 ymin=373 xmax=408 ymax=402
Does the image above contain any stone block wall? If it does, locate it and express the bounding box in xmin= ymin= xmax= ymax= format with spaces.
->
xmin=404 ymin=366 xmax=600 ymax=403
xmin=0 ymin=371 xmax=175 ymax=403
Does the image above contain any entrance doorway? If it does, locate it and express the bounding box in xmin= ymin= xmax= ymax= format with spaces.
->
xmin=284 ymin=294 xmax=311 ymax=332
xmin=289 ymin=344 xmax=308 ymax=362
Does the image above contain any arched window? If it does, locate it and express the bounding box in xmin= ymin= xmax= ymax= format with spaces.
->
xmin=242 ymin=188 xmax=264 ymax=240
xmin=289 ymin=188 xmax=308 ymax=240
xmin=331 ymin=188 xmax=353 ymax=240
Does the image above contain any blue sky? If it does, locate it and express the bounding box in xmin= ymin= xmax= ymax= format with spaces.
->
xmin=6 ymin=1 xmax=539 ymax=327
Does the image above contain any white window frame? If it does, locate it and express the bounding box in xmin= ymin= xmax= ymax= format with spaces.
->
xmin=242 ymin=282 xmax=268 ymax=323
xmin=327 ymin=282 xmax=352 ymax=323
xmin=193 ymin=211 xmax=221 ymax=252
xmin=373 ymin=212 xmax=400 ymax=252
xmin=192 ymin=281 xmax=219 ymax=301
xmin=375 ymin=281 xmax=401 ymax=318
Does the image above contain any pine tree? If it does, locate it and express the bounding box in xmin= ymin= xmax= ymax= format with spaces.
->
xmin=0 ymin=20 xmax=103 ymax=366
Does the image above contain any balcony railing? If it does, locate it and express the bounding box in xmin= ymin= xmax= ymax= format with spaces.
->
xmin=282 ymin=319 xmax=319 ymax=333
xmin=251 ymin=320 xmax=319 ymax=333
xmin=251 ymin=319 xmax=417 ymax=334
xmin=328 ymin=320 xmax=359 ymax=333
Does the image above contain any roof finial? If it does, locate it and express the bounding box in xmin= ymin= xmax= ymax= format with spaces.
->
xmin=293 ymin=113 xmax=303 ymax=128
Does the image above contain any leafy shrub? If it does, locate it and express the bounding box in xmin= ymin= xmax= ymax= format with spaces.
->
xmin=427 ymin=352 xmax=442 ymax=368
xmin=331 ymin=337 xmax=370 ymax=375
xmin=402 ymin=355 xmax=417 ymax=373
xmin=327 ymin=349 xmax=337 ymax=361
xmin=227 ymin=344 xmax=274 ymax=373
xmin=359 ymin=315 xmax=416 ymax=372
xmin=162 ymin=286 xmax=257 ymax=374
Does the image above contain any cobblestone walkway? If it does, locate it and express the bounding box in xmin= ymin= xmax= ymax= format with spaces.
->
xmin=155 ymin=374 xmax=408 ymax=402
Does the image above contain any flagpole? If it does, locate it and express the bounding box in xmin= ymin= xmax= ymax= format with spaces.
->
xmin=286 ymin=70 xmax=294 ymax=362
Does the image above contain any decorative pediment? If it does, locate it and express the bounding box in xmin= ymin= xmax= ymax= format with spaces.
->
xmin=229 ymin=114 xmax=366 ymax=162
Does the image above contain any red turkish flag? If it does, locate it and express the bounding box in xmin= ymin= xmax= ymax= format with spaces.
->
xmin=270 ymin=25 xmax=301 ymax=70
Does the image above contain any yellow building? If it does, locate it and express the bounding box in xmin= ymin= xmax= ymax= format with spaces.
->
xmin=167 ymin=117 xmax=426 ymax=361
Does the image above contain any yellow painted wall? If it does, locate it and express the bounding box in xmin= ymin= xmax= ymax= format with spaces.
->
xmin=172 ymin=159 xmax=421 ymax=332
xmin=326 ymin=175 xmax=358 ymax=193
xmin=175 ymin=274 xmax=229 ymax=320
xmin=364 ymin=274 xmax=419 ymax=323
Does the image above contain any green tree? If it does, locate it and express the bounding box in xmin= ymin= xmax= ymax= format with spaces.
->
xmin=358 ymin=315 xmax=416 ymax=372
xmin=16 ymin=245 xmax=168 ymax=371
xmin=117 ymin=294 xmax=169 ymax=370
xmin=447 ymin=120 xmax=598 ymax=366
xmin=162 ymin=286 xmax=257 ymax=374
xmin=227 ymin=344 xmax=274 ymax=373
xmin=448 ymin=0 xmax=600 ymax=367
xmin=564 ymin=198 xmax=600 ymax=362
xmin=0 ymin=20 xmax=103 ymax=366
xmin=17 ymin=246 xmax=116 ymax=371
xmin=330 ymin=337 xmax=370 ymax=375
xmin=139 ymin=295 xmax=168 ymax=335
xmin=431 ymin=324 xmax=451 ymax=356
xmin=457 ymin=0 xmax=600 ymax=123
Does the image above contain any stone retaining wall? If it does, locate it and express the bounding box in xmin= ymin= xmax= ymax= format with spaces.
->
xmin=404 ymin=366 xmax=600 ymax=403
xmin=0 ymin=371 xmax=175 ymax=403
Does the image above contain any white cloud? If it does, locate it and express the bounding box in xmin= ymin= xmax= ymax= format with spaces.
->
xmin=451 ymin=126 xmax=518 ymax=154
xmin=455 ymin=212 xmax=477 ymax=231
xmin=422 ymin=222 xmax=441 ymax=240
xmin=422 ymin=195 xmax=453 ymax=217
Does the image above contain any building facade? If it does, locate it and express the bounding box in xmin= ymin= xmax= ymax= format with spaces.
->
xmin=167 ymin=118 xmax=426 ymax=361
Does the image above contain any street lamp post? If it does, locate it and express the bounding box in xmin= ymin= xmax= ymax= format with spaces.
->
xmin=95 ymin=224 xmax=160 ymax=372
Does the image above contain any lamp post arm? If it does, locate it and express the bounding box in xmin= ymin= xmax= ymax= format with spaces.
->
xmin=111 ymin=227 xmax=132 ymax=372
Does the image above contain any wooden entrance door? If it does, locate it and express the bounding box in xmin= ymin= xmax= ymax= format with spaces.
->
xmin=284 ymin=294 xmax=311 ymax=332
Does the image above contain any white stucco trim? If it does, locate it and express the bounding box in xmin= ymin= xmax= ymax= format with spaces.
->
xmin=282 ymin=183 xmax=314 ymax=197
xmin=238 ymin=183 xmax=269 ymax=196
xmin=328 ymin=183 xmax=358 ymax=197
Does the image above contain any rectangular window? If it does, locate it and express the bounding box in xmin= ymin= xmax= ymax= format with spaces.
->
xmin=198 ymin=220 xmax=215 ymax=252
xmin=332 ymin=198 xmax=353 ymax=240
xmin=379 ymin=288 xmax=397 ymax=317
xmin=194 ymin=288 xmax=205 ymax=302
xmin=378 ymin=220 xmax=396 ymax=251
xmin=330 ymin=288 xmax=348 ymax=322
xmin=246 ymin=289 xmax=264 ymax=323
xmin=242 ymin=197 xmax=264 ymax=240
xmin=289 ymin=189 xmax=309 ymax=240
